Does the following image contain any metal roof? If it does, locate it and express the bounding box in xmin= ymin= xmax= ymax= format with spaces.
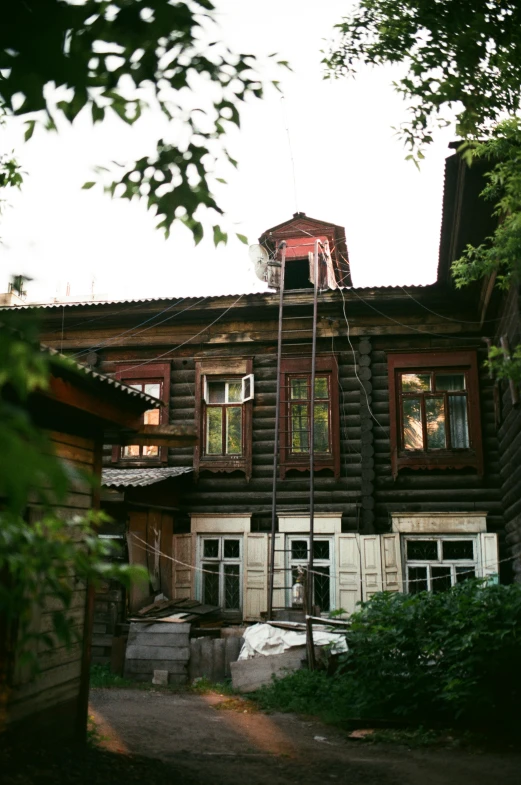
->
xmin=5 ymin=284 xmax=434 ymax=312
xmin=45 ymin=346 xmax=161 ymax=408
xmin=102 ymin=467 xmax=193 ymax=488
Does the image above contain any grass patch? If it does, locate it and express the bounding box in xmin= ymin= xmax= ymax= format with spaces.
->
xmin=89 ymin=664 xmax=138 ymax=689
xmin=188 ymin=676 xmax=236 ymax=695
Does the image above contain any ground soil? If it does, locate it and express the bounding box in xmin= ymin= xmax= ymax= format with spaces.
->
xmin=86 ymin=687 xmax=521 ymax=785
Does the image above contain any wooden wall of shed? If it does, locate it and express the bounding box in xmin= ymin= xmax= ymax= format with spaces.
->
xmin=494 ymin=285 xmax=521 ymax=582
xmin=6 ymin=431 xmax=94 ymax=735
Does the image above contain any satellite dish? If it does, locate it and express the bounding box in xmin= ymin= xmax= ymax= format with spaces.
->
xmin=249 ymin=244 xmax=269 ymax=282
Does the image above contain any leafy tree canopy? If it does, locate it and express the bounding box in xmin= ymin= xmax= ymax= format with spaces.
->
xmin=0 ymin=1 xmax=279 ymax=243
xmin=324 ymin=0 xmax=521 ymax=153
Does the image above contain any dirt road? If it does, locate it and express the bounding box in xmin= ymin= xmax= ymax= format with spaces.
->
xmin=89 ymin=688 xmax=521 ymax=785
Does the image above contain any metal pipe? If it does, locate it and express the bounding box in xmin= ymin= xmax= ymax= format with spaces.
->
xmin=306 ymin=240 xmax=319 ymax=670
xmin=267 ymin=241 xmax=286 ymax=620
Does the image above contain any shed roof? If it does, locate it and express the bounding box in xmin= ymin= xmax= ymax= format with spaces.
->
xmin=102 ymin=467 xmax=193 ymax=487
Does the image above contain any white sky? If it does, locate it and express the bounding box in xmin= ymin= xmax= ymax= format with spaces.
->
xmin=0 ymin=0 xmax=457 ymax=303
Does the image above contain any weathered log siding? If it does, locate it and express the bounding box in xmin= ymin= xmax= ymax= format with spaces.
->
xmin=370 ymin=337 xmax=502 ymax=542
xmin=495 ymin=285 xmax=521 ymax=581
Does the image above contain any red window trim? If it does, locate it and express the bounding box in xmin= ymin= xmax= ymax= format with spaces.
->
xmin=194 ymin=359 xmax=253 ymax=481
xmin=279 ymin=355 xmax=340 ymax=480
xmin=387 ymin=351 xmax=483 ymax=479
xmin=111 ymin=362 xmax=171 ymax=465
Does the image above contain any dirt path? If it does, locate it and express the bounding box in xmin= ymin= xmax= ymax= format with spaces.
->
xmin=89 ymin=688 xmax=521 ymax=785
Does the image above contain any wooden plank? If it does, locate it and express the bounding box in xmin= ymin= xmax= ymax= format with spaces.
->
xmin=125 ymin=645 xmax=190 ymax=660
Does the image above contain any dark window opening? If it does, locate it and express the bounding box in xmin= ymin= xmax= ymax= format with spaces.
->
xmin=285 ymin=258 xmax=313 ymax=290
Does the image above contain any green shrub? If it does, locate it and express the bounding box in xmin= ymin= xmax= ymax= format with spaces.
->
xmin=343 ymin=580 xmax=521 ymax=728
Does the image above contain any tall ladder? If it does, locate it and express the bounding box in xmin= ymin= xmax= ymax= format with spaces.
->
xmin=266 ymin=239 xmax=323 ymax=665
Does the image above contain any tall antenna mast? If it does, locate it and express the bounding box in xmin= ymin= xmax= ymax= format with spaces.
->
xmin=281 ymin=96 xmax=299 ymax=214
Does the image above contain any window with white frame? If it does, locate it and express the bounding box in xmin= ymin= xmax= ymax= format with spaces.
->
xmin=404 ymin=535 xmax=477 ymax=594
xmin=287 ymin=535 xmax=333 ymax=612
xmin=203 ymin=375 xmax=254 ymax=457
xmin=199 ymin=535 xmax=242 ymax=611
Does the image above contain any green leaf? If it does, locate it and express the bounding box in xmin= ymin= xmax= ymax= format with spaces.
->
xmin=236 ymin=232 xmax=248 ymax=245
xmin=82 ymin=181 xmax=96 ymax=190
xmin=24 ymin=120 xmax=36 ymax=141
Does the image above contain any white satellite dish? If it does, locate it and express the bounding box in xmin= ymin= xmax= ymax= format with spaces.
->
xmin=249 ymin=244 xmax=269 ymax=282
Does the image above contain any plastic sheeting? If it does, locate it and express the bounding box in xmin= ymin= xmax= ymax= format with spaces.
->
xmin=238 ymin=622 xmax=348 ymax=660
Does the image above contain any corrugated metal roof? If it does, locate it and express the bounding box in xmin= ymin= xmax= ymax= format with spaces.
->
xmin=45 ymin=346 xmax=161 ymax=407
xmin=102 ymin=467 xmax=193 ymax=487
xmin=4 ymin=284 xmax=434 ymax=312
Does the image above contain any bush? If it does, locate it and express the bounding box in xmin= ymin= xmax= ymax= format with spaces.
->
xmin=343 ymin=581 xmax=521 ymax=728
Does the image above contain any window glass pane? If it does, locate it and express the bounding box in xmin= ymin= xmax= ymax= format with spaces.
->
xmin=314 ymin=567 xmax=330 ymax=612
xmin=402 ymin=397 xmax=423 ymax=450
xmin=203 ymin=540 xmax=219 ymax=558
xmin=243 ymin=376 xmax=251 ymax=399
xmin=144 ymin=408 xmax=160 ymax=425
xmin=442 ymin=540 xmax=474 ymax=560
xmin=314 ymin=377 xmax=329 ymax=399
xmin=313 ymin=541 xmax=329 ymax=560
xmin=435 ymin=373 xmax=465 ymax=391
xmin=408 ymin=566 xmax=428 ymax=594
xmin=449 ymin=395 xmax=469 ymax=448
xmin=456 ymin=566 xmax=476 ymax=583
xmin=426 ymin=397 xmax=446 ymax=449
xmin=407 ymin=540 xmax=438 ymax=561
xmin=291 ymin=404 xmax=309 ymax=453
xmin=226 ymin=407 xmax=242 ymax=454
xmin=130 ymin=383 xmax=143 ymax=391
xmin=202 ymin=563 xmax=220 ymax=605
xmin=206 ymin=407 xmax=223 ymax=454
xmin=314 ymin=403 xmax=330 ymax=452
xmin=223 ymin=540 xmax=240 ymax=559
xmin=290 ymin=378 xmax=308 ymax=400
xmin=123 ymin=444 xmax=140 ymax=457
xmin=144 ymin=383 xmax=161 ymax=398
xmin=432 ymin=566 xmax=452 ymax=594
xmin=142 ymin=445 xmax=159 ymax=456
xmin=208 ymin=382 xmax=226 ymax=403
xmin=401 ymin=373 xmax=431 ymax=392
xmin=228 ymin=382 xmax=242 ymax=403
xmin=291 ymin=540 xmax=308 ymax=560
xmin=224 ymin=564 xmax=241 ymax=609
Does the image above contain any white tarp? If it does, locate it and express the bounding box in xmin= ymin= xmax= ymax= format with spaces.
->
xmin=238 ymin=622 xmax=348 ymax=660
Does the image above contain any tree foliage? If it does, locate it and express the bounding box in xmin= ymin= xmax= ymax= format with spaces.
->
xmin=0 ymin=0 xmax=278 ymax=242
xmin=324 ymin=1 xmax=521 ymax=153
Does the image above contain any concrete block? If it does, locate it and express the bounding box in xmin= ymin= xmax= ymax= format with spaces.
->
xmin=230 ymin=647 xmax=308 ymax=693
xmin=224 ymin=637 xmax=242 ymax=678
xmin=128 ymin=622 xmax=190 ymax=635
xmin=212 ymin=638 xmax=226 ymax=682
xmin=127 ymin=632 xmax=189 ymax=648
xmin=152 ymin=670 xmax=169 ymax=685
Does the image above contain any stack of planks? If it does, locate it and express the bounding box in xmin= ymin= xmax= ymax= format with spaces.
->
xmin=124 ymin=622 xmax=190 ymax=684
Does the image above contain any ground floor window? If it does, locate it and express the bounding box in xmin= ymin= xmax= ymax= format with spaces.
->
xmin=404 ymin=535 xmax=477 ymax=594
xmin=287 ymin=536 xmax=333 ymax=612
xmin=199 ymin=535 xmax=242 ymax=611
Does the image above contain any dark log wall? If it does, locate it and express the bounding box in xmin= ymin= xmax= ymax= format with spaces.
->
xmin=37 ymin=289 xmax=504 ymax=548
xmin=167 ymin=344 xmax=364 ymax=533
xmin=494 ymin=285 xmax=521 ymax=582
xmin=369 ymin=337 xmax=502 ymax=540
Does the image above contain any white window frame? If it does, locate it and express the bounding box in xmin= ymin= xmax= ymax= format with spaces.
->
xmin=285 ymin=534 xmax=334 ymax=613
xmin=197 ymin=534 xmax=243 ymax=612
xmin=203 ymin=375 xmax=255 ymax=404
xmin=403 ymin=534 xmax=478 ymax=593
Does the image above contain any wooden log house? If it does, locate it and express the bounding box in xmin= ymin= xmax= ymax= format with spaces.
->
xmin=16 ymin=148 xmax=520 ymax=623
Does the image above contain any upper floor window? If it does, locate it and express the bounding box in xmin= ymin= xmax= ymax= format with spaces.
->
xmin=203 ymin=376 xmax=254 ymax=457
xmin=194 ymin=359 xmax=254 ymax=479
xmin=388 ymin=351 xmax=483 ymax=478
xmin=280 ymin=356 xmax=340 ymax=479
xmin=112 ymin=363 xmax=171 ymax=464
